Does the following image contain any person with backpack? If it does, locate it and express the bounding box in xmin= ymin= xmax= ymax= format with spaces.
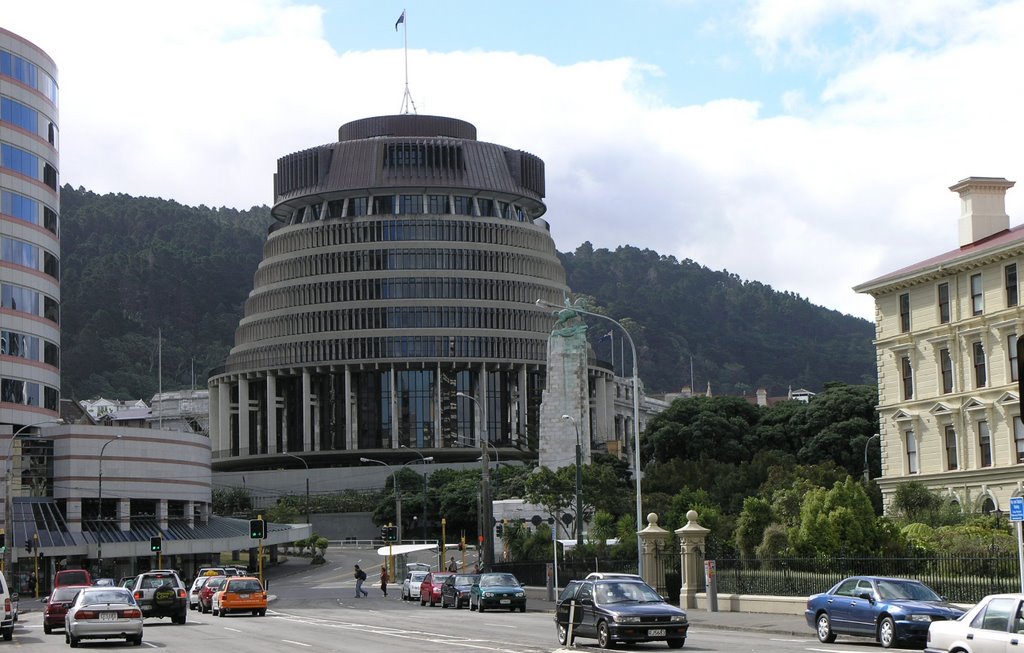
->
xmin=353 ymin=565 xmax=368 ymax=598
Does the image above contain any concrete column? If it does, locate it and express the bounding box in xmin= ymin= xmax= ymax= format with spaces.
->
xmin=390 ymin=368 xmax=398 ymax=448
xmin=345 ymin=368 xmax=356 ymax=451
xmin=185 ymin=500 xmax=195 ymax=528
xmin=638 ymin=513 xmax=671 ymax=594
xmin=209 ymin=384 xmax=221 ymax=449
xmin=675 ymin=510 xmax=710 ymax=609
xmin=66 ymin=498 xmax=82 ymax=533
xmin=302 ymin=370 xmax=312 ymax=452
xmin=157 ymin=499 xmax=169 ymax=531
xmin=238 ymin=378 xmax=250 ymax=456
xmin=218 ymin=382 xmax=231 ymax=456
xmin=517 ymin=366 xmax=528 ymax=447
xmin=266 ymin=373 xmax=278 ymax=454
xmin=197 ymin=502 xmax=210 ymax=525
xmin=117 ymin=498 xmax=130 ymax=531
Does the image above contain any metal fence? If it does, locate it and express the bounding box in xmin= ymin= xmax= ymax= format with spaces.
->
xmin=491 ymin=558 xmax=637 ymax=587
xmin=713 ymin=553 xmax=1022 ymax=604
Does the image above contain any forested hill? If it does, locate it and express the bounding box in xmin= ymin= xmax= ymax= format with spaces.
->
xmin=559 ymin=243 xmax=876 ymax=395
xmin=56 ymin=186 xmax=875 ymax=400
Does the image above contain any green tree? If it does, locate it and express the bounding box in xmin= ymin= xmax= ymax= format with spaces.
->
xmin=790 ymin=477 xmax=878 ymax=556
xmin=735 ymin=497 xmax=774 ymax=560
xmin=212 ymin=487 xmax=252 ymax=515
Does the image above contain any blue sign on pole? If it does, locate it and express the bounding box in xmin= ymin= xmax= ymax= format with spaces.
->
xmin=1010 ymin=496 xmax=1024 ymax=522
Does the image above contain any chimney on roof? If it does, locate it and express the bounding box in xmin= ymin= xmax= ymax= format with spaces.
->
xmin=756 ymin=387 xmax=768 ymax=407
xmin=950 ymin=177 xmax=1015 ymax=247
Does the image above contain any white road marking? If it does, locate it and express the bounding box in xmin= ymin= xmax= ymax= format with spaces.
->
xmin=224 ymin=627 xmax=242 ymax=633
xmin=281 ymin=639 xmax=312 ymax=647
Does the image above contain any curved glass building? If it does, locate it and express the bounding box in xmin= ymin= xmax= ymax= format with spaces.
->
xmin=0 ymin=28 xmax=61 ymax=427
xmin=209 ymin=114 xmax=574 ymax=470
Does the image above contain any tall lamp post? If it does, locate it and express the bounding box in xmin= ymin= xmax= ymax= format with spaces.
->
xmin=281 ymin=452 xmax=310 ymax=525
xmin=360 ymin=455 xmax=434 ymax=543
xmin=537 ymin=298 xmax=644 ymax=575
xmin=456 ymin=391 xmax=493 ymax=570
xmin=96 ymin=434 xmax=123 ymax=575
xmin=561 ymin=415 xmax=584 ymax=550
xmin=4 ymin=419 xmax=63 ymax=573
xmin=863 ymin=433 xmax=880 ymax=483
xmin=401 ymin=445 xmax=431 ymax=540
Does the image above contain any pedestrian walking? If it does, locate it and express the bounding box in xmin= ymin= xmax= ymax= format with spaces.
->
xmin=380 ymin=565 xmax=389 ymax=597
xmin=446 ymin=556 xmax=458 ymax=572
xmin=354 ymin=564 xmax=368 ymax=598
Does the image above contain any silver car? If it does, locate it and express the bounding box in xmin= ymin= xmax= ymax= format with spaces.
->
xmin=65 ymin=587 xmax=143 ymax=647
xmin=403 ymin=571 xmax=428 ymax=601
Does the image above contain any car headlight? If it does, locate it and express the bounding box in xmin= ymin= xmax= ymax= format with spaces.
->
xmin=484 ymin=592 xmax=494 ymax=598
xmin=670 ymin=615 xmax=687 ymax=623
xmin=615 ymin=615 xmax=641 ymax=623
xmin=909 ymin=615 xmax=933 ymax=622
xmin=515 ymin=592 xmax=525 ymax=598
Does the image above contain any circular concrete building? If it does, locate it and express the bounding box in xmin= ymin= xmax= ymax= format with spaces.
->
xmin=209 ymin=114 xmax=573 ymax=471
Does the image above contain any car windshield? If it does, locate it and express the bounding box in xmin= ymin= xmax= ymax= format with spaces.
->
xmin=142 ymin=576 xmax=176 ymax=589
xmin=227 ymin=580 xmax=262 ymax=593
xmin=876 ymin=580 xmax=941 ymax=602
xmin=51 ymin=588 xmax=81 ymax=602
xmin=206 ymin=578 xmax=226 ymax=589
xmin=58 ymin=572 xmax=89 ymax=585
xmin=594 ymin=581 xmax=663 ymax=604
xmin=410 ymin=572 xmax=427 ymax=582
xmin=454 ymin=575 xmax=477 ymax=585
xmin=81 ymin=590 xmax=134 ymax=606
xmin=480 ymin=574 xmax=518 ymax=587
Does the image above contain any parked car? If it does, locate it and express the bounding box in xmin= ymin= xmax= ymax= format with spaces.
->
xmin=440 ymin=573 xmax=479 ymax=609
xmin=198 ymin=576 xmax=228 ymax=613
xmin=0 ymin=570 xmax=14 ymax=641
xmin=402 ymin=571 xmax=428 ymax=601
xmin=211 ymin=576 xmax=267 ymax=617
xmin=188 ymin=576 xmax=210 ymax=610
xmin=64 ymin=586 xmax=143 ymax=647
xmin=420 ymin=572 xmax=455 ymax=607
xmin=42 ymin=586 xmax=84 ymax=634
xmin=54 ymin=569 xmax=92 ymax=589
xmin=91 ymin=578 xmax=116 ymax=587
xmin=129 ymin=570 xmax=188 ymax=624
xmin=926 ymin=592 xmax=1024 ymax=653
xmin=806 ymin=576 xmax=965 ymax=648
xmin=469 ymin=573 xmax=526 ymax=613
xmin=554 ymin=577 xmax=688 ymax=648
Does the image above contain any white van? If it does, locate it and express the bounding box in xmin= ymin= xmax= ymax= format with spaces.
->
xmin=0 ymin=570 xmax=13 ymax=640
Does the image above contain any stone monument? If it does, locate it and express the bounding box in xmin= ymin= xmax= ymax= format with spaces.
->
xmin=538 ymin=298 xmax=592 ymax=470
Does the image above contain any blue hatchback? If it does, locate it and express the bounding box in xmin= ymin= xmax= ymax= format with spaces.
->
xmin=805 ymin=576 xmax=965 ymax=648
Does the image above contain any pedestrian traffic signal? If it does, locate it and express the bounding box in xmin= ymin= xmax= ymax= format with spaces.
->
xmin=380 ymin=525 xmax=389 ymax=541
xmin=249 ymin=519 xmax=266 ymax=539
xmin=150 ymin=536 xmax=161 ymax=552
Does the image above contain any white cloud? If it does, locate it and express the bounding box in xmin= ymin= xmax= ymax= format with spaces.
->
xmin=5 ymin=0 xmax=1024 ymax=321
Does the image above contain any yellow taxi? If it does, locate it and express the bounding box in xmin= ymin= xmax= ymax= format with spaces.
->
xmin=211 ymin=576 xmax=267 ymax=617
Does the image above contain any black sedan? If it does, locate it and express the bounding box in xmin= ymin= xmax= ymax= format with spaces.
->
xmin=440 ymin=573 xmax=479 ymax=609
xmin=805 ymin=576 xmax=965 ymax=648
xmin=469 ymin=573 xmax=526 ymax=612
xmin=555 ymin=577 xmax=688 ymax=649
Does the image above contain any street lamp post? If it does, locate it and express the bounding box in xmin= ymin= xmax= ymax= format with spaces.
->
xmin=96 ymin=435 xmax=123 ymax=575
xmin=561 ymin=415 xmax=584 ymax=550
xmin=456 ymin=391 xmax=493 ymax=570
xmin=537 ymin=298 xmax=644 ymax=575
xmin=281 ymin=453 xmax=310 ymax=526
xmin=401 ymin=445 xmax=430 ymax=540
xmin=360 ymin=455 xmax=433 ymax=543
xmin=4 ymin=419 xmax=63 ymax=573
xmin=863 ymin=433 xmax=880 ymax=483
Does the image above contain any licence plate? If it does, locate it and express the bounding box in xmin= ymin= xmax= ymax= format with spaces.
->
xmin=238 ymin=594 xmax=250 ymax=599
xmin=648 ymin=628 xmax=666 ymax=637
xmin=100 ymin=612 xmax=116 ymax=621
xmin=500 ymin=599 xmax=511 ymax=604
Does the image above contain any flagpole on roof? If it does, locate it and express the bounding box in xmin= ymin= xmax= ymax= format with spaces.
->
xmin=396 ymin=9 xmax=417 ymax=115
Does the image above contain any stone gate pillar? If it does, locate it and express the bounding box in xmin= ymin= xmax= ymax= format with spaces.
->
xmin=638 ymin=512 xmax=670 ymax=594
xmin=674 ymin=509 xmax=709 ymax=609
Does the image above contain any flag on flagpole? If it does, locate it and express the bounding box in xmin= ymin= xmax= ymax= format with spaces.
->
xmin=598 ymin=330 xmax=613 ymax=342
xmin=395 ymin=9 xmax=406 ymax=31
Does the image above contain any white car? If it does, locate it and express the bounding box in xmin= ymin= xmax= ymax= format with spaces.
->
xmin=402 ymin=571 xmax=428 ymax=601
xmin=188 ymin=576 xmax=209 ymax=610
xmin=926 ymin=592 xmax=1020 ymax=653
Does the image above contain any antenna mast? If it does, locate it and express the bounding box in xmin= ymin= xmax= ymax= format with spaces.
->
xmin=396 ymin=9 xmax=417 ymax=114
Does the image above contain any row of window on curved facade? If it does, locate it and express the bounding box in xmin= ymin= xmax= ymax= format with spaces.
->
xmin=1 ymin=189 xmax=59 ymax=235
xmin=1 ymin=143 xmax=57 ymax=190
xmin=226 ymin=335 xmax=548 ymax=372
xmin=283 ymin=194 xmax=533 ymax=227
xmin=1 ymin=235 xmax=58 ymax=279
xmin=266 ymin=216 xmax=550 ymax=258
xmin=1 ymin=328 xmax=59 ymax=366
xmin=1 ymin=281 xmax=59 ymax=323
xmin=245 ymin=277 xmax=557 ymax=315
xmin=256 ymin=248 xmax=561 ymax=286
xmin=1 ymin=95 xmax=57 ymax=146
xmin=0 ymin=376 xmax=59 ymax=410
xmin=237 ymin=306 xmax=550 ymax=343
xmin=0 ymin=47 xmax=58 ymax=105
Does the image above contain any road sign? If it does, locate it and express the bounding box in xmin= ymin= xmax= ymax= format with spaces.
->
xmin=1010 ymin=497 xmax=1024 ymax=521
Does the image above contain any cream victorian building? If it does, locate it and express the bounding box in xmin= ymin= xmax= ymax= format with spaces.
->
xmin=855 ymin=177 xmax=1024 ymax=514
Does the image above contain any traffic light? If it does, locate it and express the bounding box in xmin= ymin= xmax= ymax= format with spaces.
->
xmin=150 ymin=536 xmax=161 ymax=552
xmin=249 ymin=519 xmax=266 ymax=539
xmin=380 ymin=525 xmax=389 ymax=541
xmin=385 ymin=525 xmax=398 ymax=542
xmin=24 ymin=538 xmax=32 ymax=553
xmin=495 ymin=523 xmax=503 ymax=537
xmin=0 ymin=530 xmax=5 ymax=550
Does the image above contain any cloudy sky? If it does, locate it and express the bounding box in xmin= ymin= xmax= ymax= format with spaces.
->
xmin=5 ymin=0 xmax=1024 ymax=320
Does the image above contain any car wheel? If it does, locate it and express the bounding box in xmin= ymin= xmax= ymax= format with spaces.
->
xmin=666 ymin=638 xmax=685 ymax=649
xmin=430 ymin=597 xmax=436 ymax=607
xmin=420 ymin=595 xmax=426 ymax=606
xmin=557 ymin=622 xmax=573 ymax=646
xmin=1 ymin=629 xmax=10 ymax=642
xmin=44 ymin=624 xmax=52 ymax=634
xmin=201 ymin=603 xmax=209 ymax=614
xmin=69 ymin=633 xmax=80 ymax=648
xmin=129 ymin=635 xmax=143 ymax=646
xmin=816 ymin=612 xmax=837 ymax=644
xmin=478 ymin=601 xmax=486 ymax=613
xmin=878 ymin=616 xmax=896 ymax=648
xmin=258 ymin=609 xmax=266 ymax=616
xmin=597 ymin=620 xmax=613 ymax=648
xmin=455 ymin=598 xmax=462 ymax=610
xmin=469 ymin=596 xmax=476 ymax=611
xmin=219 ymin=608 xmax=227 ymax=617
xmin=65 ymin=632 xmax=70 ymax=644
xmin=441 ymin=596 xmax=448 ymax=608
